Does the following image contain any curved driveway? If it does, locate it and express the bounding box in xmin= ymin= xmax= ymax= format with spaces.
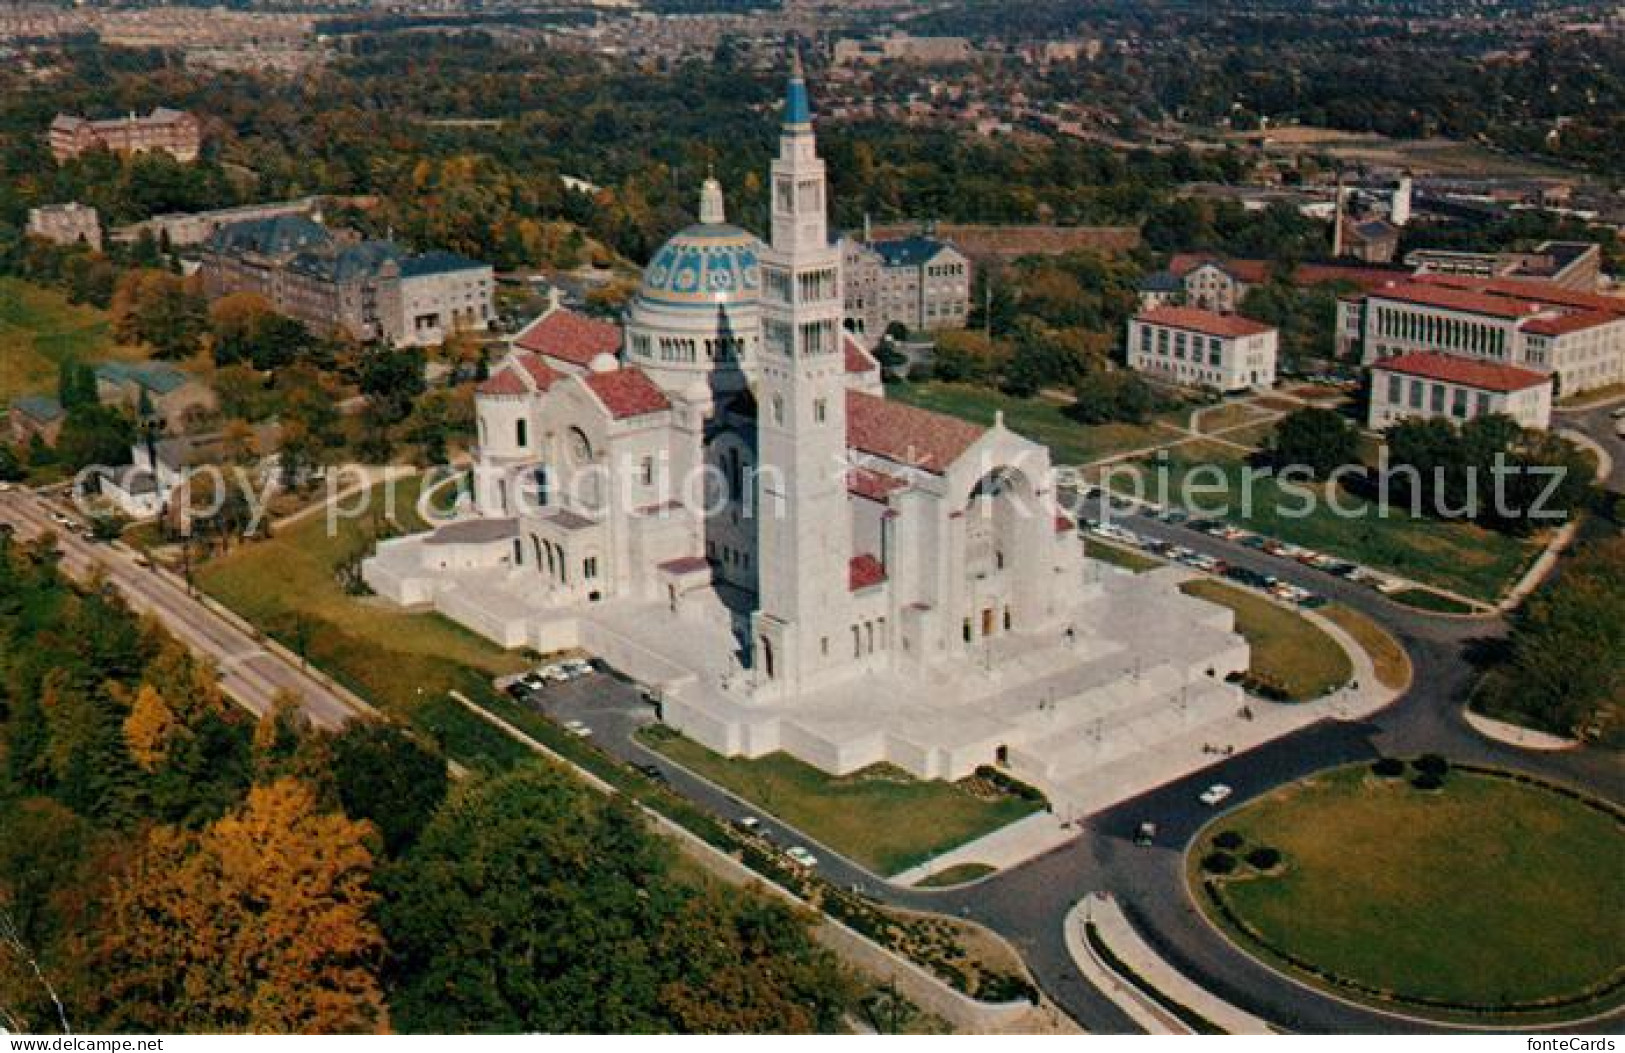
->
xmin=539 ymin=491 xmax=1623 ymax=1033
xmin=874 ymin=508 xmax=1625 ymax=1033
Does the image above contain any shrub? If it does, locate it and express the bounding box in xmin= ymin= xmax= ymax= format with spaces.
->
xmin=972 ymin=765 xmax=1047 ymax=803
xmin=1411 ymin=772 xmax=1445 ymax=791
xmin=1412 ymin=753 xmax=1450 ymax=777
xmin=1370 ymin=757 xmax=1405 ymax=778
xmin=1212 ymin=829 xmax=1245 ymax=851
xmin=1245 ymin=846 xmax=1282 ymax=871
xmin=1201 ymin=851 xmax=1237 ymax=875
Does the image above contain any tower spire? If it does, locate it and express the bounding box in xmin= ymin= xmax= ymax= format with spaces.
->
xmin=699 ymin=172 xmax=726 ymax=225
xmin=785 ymin=46 xmax=812 ymax=128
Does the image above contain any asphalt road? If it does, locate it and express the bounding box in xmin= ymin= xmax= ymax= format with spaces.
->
xmin=1554 ymin=399 xmax=1625 ymax=493
xmin=540 ymin=496 xmax=1624 ymax=1034
xmin=0 ymin=487 xmax=371 ymax=730
xmin=11 ymin=477 xmax=1619 ymax=1033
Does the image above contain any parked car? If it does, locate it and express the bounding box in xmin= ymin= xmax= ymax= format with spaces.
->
xmin=1239 ymin=534 xmax=1269 ymax=550
xmin=1134 ymin=821 xmax=1158 ymax=847
xmin=633 ymin=763 xmax=668 ymax=784
xmin=785 ymin=846 xmax=819 ymax=868
xmin=1199 ymin=784 xmax=1233 ymax=807
xmin=734 ymin=815 xmax=763 ymax=834
xmin=563 ymin=719 xmax=592 ymax=738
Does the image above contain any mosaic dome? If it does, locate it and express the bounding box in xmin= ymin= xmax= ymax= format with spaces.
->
xmin=636 ymin=177 xmax=763 ymax=308
xmin=638 ymin=224 xmax=762 ymax=307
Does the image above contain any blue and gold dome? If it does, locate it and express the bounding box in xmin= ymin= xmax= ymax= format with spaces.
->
xmin=636 ymin=178 xmax=763 ymax=308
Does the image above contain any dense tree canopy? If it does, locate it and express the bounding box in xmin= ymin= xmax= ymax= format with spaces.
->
xmin=380 ymin=763 xmax=853 ymax=1034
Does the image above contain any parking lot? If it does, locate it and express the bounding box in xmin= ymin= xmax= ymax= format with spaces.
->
xmin=494 ymin=658 xmax=862 ymax=884
xmin=1079 ymin=504 xmax=1426 ymax=611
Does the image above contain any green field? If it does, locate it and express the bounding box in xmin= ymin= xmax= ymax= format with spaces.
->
xmin=1179 ymin=579 xmax=1350 ymax=700
xmin=886 ymin=381 xmax=1187 ymax=466
xmin=914 ymin=862 xmax=997 ymax=888
xmin=1319 ymin=604 xmax=1411 ymax=691
xmin=640 ymin=729 xmax=1041 ymax=876
xmin=1193 ymin=765 xmax=1625 ymax=1023
xmin=195 ymin=476 xmax=529 ymax=751
xmin=1086 ymin=537 xmax=1163 ymax=573
xmin=1110 ymin=443 xmax=1539 ymax=602
xmin=1389 ymin=587 xmax=1480 ymax=615
xmin=0 ymin=277 xmax=135 ymax=405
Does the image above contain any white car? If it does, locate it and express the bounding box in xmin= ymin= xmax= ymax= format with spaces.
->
xmin=785 ymin=846 xmax=818 ymax=868
xmin=563 ymin=719 xmax=592 ymax=738
xmin=560 ymin=658 xmax=593 ymax=679
xmin=1199 ymin=783 xmax=1233 ymax=807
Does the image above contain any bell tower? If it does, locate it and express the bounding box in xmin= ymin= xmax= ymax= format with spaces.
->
xmin=752 ymin=50 xmax=852 ymax=695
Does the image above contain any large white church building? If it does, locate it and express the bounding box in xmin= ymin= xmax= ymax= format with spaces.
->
xmin=365 ymin=63 xmax=1261 ymax=805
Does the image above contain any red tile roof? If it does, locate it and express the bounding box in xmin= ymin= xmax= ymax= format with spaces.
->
xmin=658 ymin=555 xmax=710 ymax=576
xmin=1415 ymin=274 xmax=1625 ymax=317
xmin=1137 ymin=305 xmax=1275 ymax=339
xmin=1168 ymin=254 xmax=1269 ymax=284
xmin=1370 ymin=281 xmax=1544 ymax=320
xmin=849 ymin=554 xmax=887 ymax=591
xmin=1521 ymin=311 xmax=1617 ymax=337
xmin=844 ymin=335 xmax=879 ymax=374
xmin=1170 ymin=254 xmax=1411 ymax=293
xmin=1292 ymin=262 xmax=1409 ymax=291
xmin=514 ymin=308 xmax=623 ymax=368
xmin=515 ymin=353 xmax=562 ymax=391
xmin=848 ymin=467 xmax=909 ymax=502
xmin=583 ymin=368 xmax=671 ymax=419
xmin=476 ymin=367 xmax=527 ymax=397
xmin=846 ymin=390 xmax=986 ymax=474
xmin=1372 ymin=352 xmax=1549 ymax=394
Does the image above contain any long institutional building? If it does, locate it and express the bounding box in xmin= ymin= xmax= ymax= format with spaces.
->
xmin=1340 ymin=274 xmax=1625 ymax=430
xmin=199 ymin=215 xmax=494 ymax=348
xmin=1127 ymin=305 xmax=1278 ymax=393
xmin=48 ymin=108 xmax=201 ymax=162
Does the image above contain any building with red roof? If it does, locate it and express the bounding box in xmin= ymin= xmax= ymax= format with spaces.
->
xmin=1128 ymin=306 xmax=1279 ymax=392
xmin=512 ymin=306 xmax=625 ymax=374
xmin=1339 ymin=271 xmax=1625 ymax=406
xmin=1369 ymin=351 xmax=1552 ymax=431
xmin=361 ymin=64 xmax=1272 ymax=792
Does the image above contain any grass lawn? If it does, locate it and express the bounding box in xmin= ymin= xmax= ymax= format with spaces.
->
xmin=1389 ymin=587 xmax=1480 ymax=615
xmin=1086 ymin=537 xmax=1163 ymax=573
xmin=195 ymin=475 xmax=529 ymax=755
xmin=1196 ymin=402 xmax=1272 ymax=435
xmin=914 ymin=862 xmax=997 ymax=888
xmin=1180 ymin=579 xmax=1351 ymax=700
xmin=1107 ymin=443 xmax=1540 ymax=602
xmin=1319 ymin=604 xmax=1411 ymax=690
xmin=0 ymin=277 xmax=137 ymax=405
xmin=639 ymin=728 xmax=1041 ymax=876
xmin=886 ymin=380 xmax=1187 ymax=466
xmin=1193 ymin=765 xmax=1625 ymax=1022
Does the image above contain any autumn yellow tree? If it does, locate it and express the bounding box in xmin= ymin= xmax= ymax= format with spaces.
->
xmin=93 ymin=779 xmax=388 ymax=1034
xmin=123 ymin=685 xmax=178 ymax=772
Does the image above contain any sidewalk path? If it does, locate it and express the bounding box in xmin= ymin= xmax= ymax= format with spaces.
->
xmin=1066 ymin=893 xmax=1273 ymax=1035
xmin=890 ymin=811 xmax=1078 ymax=887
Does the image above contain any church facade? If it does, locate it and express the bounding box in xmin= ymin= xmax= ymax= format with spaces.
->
xmin=365 ymin=65 xmax=1254 ymax=793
